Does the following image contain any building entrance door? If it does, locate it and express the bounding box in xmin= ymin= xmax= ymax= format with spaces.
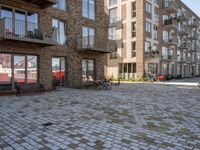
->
xmin=82 ymin=59 xmax=95 ymax=83
xmin=52 ymin=57 xmax=66 ymax=87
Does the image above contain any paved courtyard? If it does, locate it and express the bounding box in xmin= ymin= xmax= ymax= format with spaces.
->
xmin=1 ymin=78 xmax=200 ymax=150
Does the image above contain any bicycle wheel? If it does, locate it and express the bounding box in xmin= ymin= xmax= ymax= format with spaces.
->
xmin=105 ymin=83 xmax=112 ymax=90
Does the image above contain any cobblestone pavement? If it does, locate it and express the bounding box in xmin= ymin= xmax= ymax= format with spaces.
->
xmin=1 ymin=78 xmax=200 ymax=150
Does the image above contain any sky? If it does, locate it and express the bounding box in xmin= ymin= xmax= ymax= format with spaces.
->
xmin=181 ymin=0 xmax=200 ymax=17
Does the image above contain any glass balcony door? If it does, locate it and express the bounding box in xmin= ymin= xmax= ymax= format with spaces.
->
xmin=82 ymin=59 xmax=95 ymax=82
xmin=15 ymin=10 xmax=26 ymax=37
xmin=14 ymin=55 xmax=26 ymax=84
xmin=52 ymin=57 xmax=66 ymax=87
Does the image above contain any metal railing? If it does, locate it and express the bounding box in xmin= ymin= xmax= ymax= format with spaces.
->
xmin=162 ymin=0 xmax=178 ymax=12
xmin=76 ymin=36 xmax=117 ymax=53
xmin=188 ymin=20 xmax=200 ymax=27
xmin=0 ymin=17 xmax=57 ymax=44
xmin=163 ymin=18 xmax=177 ymax=27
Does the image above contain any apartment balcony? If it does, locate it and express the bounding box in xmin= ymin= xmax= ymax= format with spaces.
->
xmin=24 ymin=0 xmax=56 ymax=9
xmin=188 ymin=32 xmax=198 ymax=40
xmin=177 ymin=27 xmax=190 ymax=36
xmin=188 ymin=20 xmax=200 ymax=28
xmin=162 ymin=0 xmax=178 ymax=14
xmin=109 ymin=17 xmax=122 ymax=29
xmin=0 ymin=17 xmax=57 ymax=46
xmin=163 ymin=18 xmax=177 ymax=30
xmin=180 ymin=41 xmax=191 ymax=49
xmin=177 ymin=12 xmax=189 ymax=22
xmin=76 ymin=36 xmax=117 ymax=53
xmin=163 ymin=38 xmax=178 ymax=47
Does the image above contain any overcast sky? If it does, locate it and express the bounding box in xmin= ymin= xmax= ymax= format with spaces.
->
xmin=181 ymin=0 xmax=200 ymax=17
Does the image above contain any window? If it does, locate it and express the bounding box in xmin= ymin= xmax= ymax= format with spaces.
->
xmin=108 ymin=27 xmax=116 ymax=40
xmin=0 ymin=6 xmax=38 ymax=37
xmin=109 ymin=53 xmax=117 ymax=59
xmin=131 ymin=22 xmax=136 ymax=38
xmin=131 ymin=2 xmax=136 ymax=18
xmin=162 ymin=47 xmax=168 ymax=59
xmin=52 ymin=19 xmax=66 ymax=45
xmin=154 ymin=6 xmax=159 ymax=24
xmin=82 ymin=0 xmax=95 ymax=20
xmin=0 ymin=53 xmax=38 ymax=91
xmin=146 ymin=22 xmax=151 ymax=32
xmin=153 ymin=25 xmax=158 ymax=40
xmin=109 ymin=8 xmax=118 ymax=23
xmin=53 ymin=0 xmax=67 ymax=11
xmin=82 ymin=59 xmax=95 ymax=82
xmin=146 ymin=2 xmax=151 ymax=13
xmin=131 ymin=42 xmax=136 ymax=57
xmin=0 ymin=54 xmax=12 ymax=91
xmin=82 ymin=26 xmax=95 ymax=48
xmin=154 ymin=0 xmax=158 ymax=5
xmin=145 ymin=41 xmax=151 ymax=52
xmin=109 ymin=0 xmax=117 ymax=6
xmin=163 ymin=30 xmax=168 ymax=42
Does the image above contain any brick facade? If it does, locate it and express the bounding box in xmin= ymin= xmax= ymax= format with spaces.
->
xmin=0 ymin=0 xmax=111 ymax=91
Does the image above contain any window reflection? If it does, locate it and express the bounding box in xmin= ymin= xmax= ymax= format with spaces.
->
xmin=27 ymin=56 xmax=37 ymax=83
xmin=14 ymin=56 xmax=25 ymax=84
xmin=0 ymin=54 xmax=12 ymax=91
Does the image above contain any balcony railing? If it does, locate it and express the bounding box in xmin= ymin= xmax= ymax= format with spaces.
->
xmin=109 ymin=17 xmax=122 ymax=29
xmin=163 ymin=37 xmax=178 ymax=46
xmin=180 ymin=41 xmax=191 ymax=49
xmin=163 ymin=18 xmax=177 ymax=30
xmin=177 ymin=12 xmax=189 ymax=22
xmin=188 ymin=20 xmax=200 ymax=28
xmin=162 ymin=0 xmax=178 ymax=14
xmin=178 ymin=26 xmax=190 ymax=35
xmin=76 ymin=36 xmax=117 ymax=53
xmin=188 ymin=32 xmax=198 ymax=40
xmin=0 ymin=17 xmax=57 ymax=46
xmin=24 ymin=0 xmax=56 ymax=9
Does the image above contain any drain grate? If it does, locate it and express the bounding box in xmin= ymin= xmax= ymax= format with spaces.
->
xmin=42 ymin=122 xmax=53 ymax=127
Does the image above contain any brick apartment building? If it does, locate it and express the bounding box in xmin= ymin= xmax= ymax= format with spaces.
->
xmin=0 ymin=0 xmax=116 ymax=92
xmin=106 ymin=0 xmax=200 ymax=80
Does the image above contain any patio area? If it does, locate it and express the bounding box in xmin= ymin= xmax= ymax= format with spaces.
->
xmin=0 ymin=78 xmax=200 ymax=150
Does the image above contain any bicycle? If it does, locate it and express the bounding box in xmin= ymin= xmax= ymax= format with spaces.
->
xmin=96 ymin=79 xmax=112 ymax=90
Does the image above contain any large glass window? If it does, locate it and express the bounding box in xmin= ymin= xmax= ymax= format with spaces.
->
xmin=14 ymin=55 xmax=26 ymax=84
xmin=0 ymin=6 xmax=38 ymax=37
xmin=108 ymin=27 xmax=116 ymax=40
xmin=82 ymin=0 xmax=95 ymax=20
xmin=146 ymin=22 xmax=151 ymax=32
xmin=27 ymin=12 xmax=38 ymax=32
xmin=27 ymin=56 xmax=37 ymax=83
xmin=52 ymin=57 xmax=66 ymax=87
xmin=53 ymin=0 xmax=67 ymax=11
xmin=109 ymin=0 xmax=117 ymax=6
xmin=1 ymin=6 xmax=13 ymax=33
xmin=52 ymin=19 xmax=66 ymax=45
xmin=146 ymin=2 xmax=151 ymax=13
xmin=0 ymin=54 xmax=12 ymax=91
xmin=82 ymin=59 xmax=95 ymax=82
xmin=131 ymin=22 xmax=136 ymax=38
xmin=15 ymin=10 xmax=26 ymax=37
xmin=131 ymin=2 xmax=136 ymax=18
xmin=109 ymin=8 xmax=117 ymax=23
xmin=82 ymin=26 xmax=95 ymax=48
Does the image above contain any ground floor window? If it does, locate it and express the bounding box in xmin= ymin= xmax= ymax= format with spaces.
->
xmin=82 ymin=59 xmax=95 ymax=82
xmin=119 ymin=63 xmax=136 ymax=79
xmin=52 ymin=57 xmax=66 ymax=87
xmin=0 ymin=53 xmax=38 ymax=91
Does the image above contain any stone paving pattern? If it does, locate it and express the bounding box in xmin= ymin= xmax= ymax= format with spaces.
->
xmin=1 ymin=79 xmax=200 ymax=150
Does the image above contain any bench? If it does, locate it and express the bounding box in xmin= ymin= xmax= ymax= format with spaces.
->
xmin=15 ymin=83 xmax=44 ymax=96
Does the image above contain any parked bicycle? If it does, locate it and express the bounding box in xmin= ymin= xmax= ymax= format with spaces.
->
xmin=96 ymin=79 xmax=112 ymax=90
